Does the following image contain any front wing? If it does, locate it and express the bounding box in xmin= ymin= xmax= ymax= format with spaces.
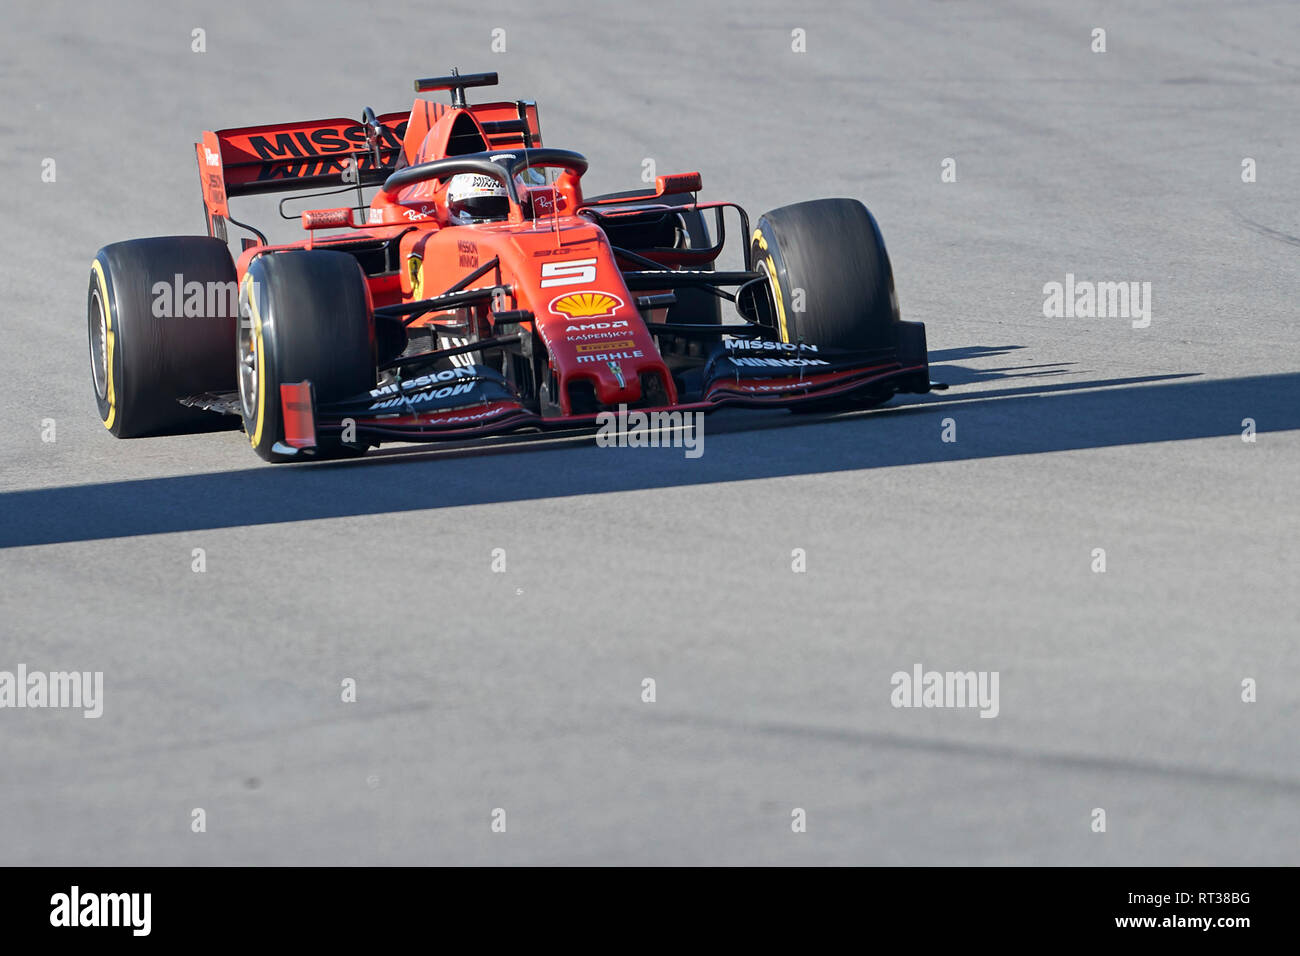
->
xmin=267 ymin=340 xmax=934 ymax=452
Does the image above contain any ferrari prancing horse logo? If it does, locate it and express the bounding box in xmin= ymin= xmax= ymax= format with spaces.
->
xmin=407 ymin=254 xmax=422 ymax=299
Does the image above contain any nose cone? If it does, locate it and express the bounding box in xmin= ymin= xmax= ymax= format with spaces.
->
xmin=588 ymin=353 xmax=643 ymax=405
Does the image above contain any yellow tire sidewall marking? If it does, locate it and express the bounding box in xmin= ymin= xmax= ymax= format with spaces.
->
xmin=242 ymin=273 xmax=269 ymax=448
xmin=90 ymin=259 xmax=117 ymax=430
xmin=752 ymin=228 xmax=790 ymax=343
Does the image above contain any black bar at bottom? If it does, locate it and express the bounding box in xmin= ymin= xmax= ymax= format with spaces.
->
xmin=5 ymin=866 xmax=1281 ymax=942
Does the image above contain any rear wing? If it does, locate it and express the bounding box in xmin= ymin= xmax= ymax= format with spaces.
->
xmin=195 ymin=99 xmax=542 ymax=241
xmin=196 ymin=112 xmax=409 ymax=219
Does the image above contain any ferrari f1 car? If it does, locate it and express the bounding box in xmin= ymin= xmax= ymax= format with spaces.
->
xmin=87 ymin=70 xmax=938 ymax=461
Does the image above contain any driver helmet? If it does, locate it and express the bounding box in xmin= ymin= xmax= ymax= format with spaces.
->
xmin=446 ymin=173 xmax=509 ymax=224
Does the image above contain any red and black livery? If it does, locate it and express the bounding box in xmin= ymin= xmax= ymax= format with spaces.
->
xmin=87 ymin=70 xmax=940 ymax=462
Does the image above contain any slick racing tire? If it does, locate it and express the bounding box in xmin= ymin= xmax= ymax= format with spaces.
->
xmin=238 ymin=250 xmax=375 ymax=463
xmin=88 ymin=236 xmax=238 ymax=437
xmin=749 ymin=198 xmax=899 ymax=351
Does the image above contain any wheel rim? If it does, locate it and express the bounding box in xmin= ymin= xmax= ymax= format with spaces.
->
xmin=88 ymin=286 xmax=109 ymax=401
xmin=755 ymin=256 xmax=781 ymax=335
xmin=237 ymin=298 xmax=258 ymax=423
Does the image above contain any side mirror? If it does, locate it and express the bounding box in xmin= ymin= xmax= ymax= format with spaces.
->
xmin=301 ymin=207 xmax=355 ymax=230
xmin=656 ymin=172 xmax=702 ymax=196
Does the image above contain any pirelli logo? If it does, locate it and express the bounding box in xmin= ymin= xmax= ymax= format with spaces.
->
xmin=576 ymin=339 xmax=634 ymax=353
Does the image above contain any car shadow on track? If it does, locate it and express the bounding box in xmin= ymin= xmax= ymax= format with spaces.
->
xmin=2 ymin=369 xmax=1294 ymax=548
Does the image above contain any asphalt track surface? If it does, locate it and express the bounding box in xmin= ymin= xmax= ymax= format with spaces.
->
xmin=1 ymin=1 xmax=1297 ymax=865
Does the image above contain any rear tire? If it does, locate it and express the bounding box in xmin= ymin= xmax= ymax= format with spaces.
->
xmin=88 ymin=236 xmax=237 ymax=437
xmin=238 ymin=251 xmax=376 ymax=463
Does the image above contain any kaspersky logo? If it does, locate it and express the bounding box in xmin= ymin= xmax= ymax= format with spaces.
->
xmin=549 ymin=290 xmax=623 ymax=320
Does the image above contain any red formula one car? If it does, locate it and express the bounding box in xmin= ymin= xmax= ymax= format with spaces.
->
xmin=87 ymin=70 xmax=938 ymax=462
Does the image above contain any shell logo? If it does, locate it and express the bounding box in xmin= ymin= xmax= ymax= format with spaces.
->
xmin=548 ymin=291 xmax=624 ymax=320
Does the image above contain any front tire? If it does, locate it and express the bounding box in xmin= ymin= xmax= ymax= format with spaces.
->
xmin=88 ymin=237 xmax=237 ymax=437
xmin=749 ymin=198 xmax=899 ymax=351
xmin=239 ymin=251 xmax=376 ymax=462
